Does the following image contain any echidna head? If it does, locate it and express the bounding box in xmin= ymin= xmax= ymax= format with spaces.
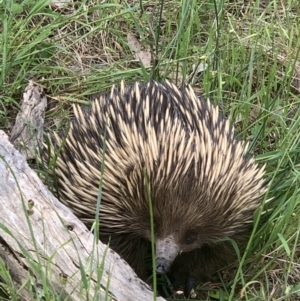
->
xmin=154 ymin=218 xmax=234 ymax=274
xmin=153 ymin=216 xmax=231 ymax=274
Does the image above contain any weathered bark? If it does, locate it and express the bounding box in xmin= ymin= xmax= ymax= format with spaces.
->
xmin=9 ymin=80 xmax=47 ymax=160
xmin=0 ymin=130 xmax=165 ymax=301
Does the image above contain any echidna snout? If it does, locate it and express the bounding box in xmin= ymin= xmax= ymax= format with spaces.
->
xmin=156 ymin=235 xmax=180 ymax=274
xmin=156 ymin=259 xmax=170 ymax=274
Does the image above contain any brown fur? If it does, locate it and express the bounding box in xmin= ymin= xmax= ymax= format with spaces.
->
xmin=45 ymin=80 xmax=267 ymax=294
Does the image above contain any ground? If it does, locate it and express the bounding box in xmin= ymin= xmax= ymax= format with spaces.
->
xmin=0 ymin=0 xmax=300 ymax=300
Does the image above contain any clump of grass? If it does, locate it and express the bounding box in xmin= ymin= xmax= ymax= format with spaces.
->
xmin=1 ymin=0 xmax=300 ymax=300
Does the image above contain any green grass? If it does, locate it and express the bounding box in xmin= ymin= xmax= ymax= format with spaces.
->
xmin=1 ymin=0 xmax=300 ymax=300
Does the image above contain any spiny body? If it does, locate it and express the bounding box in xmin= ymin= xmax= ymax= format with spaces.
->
xmin=47 ymin=80 xmax=266 ymax=295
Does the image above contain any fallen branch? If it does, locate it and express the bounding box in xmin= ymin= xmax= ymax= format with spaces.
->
xmin=9 ymin=81 xmax=47 ymax=160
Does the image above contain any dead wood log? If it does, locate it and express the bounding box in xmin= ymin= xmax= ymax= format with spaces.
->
xmin=10 ymin=81 xmax=47 ymax=160
xmin=0 ymin=130 xmax=165 ymax=301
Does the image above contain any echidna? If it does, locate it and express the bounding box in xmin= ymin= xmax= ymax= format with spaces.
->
xmin=46 ymin=80 xmax=267 ymax=295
